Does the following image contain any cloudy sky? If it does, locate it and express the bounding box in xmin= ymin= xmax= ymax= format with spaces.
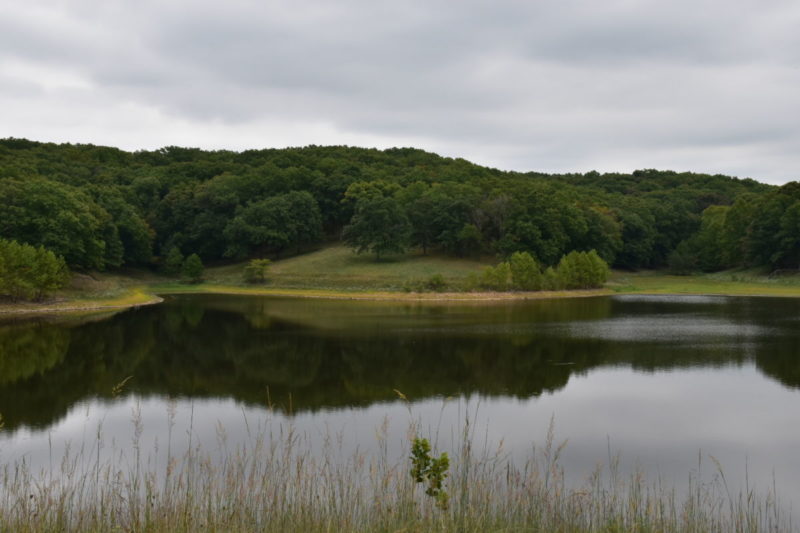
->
xmin=2 ymin=0 xmax=799 ymax=184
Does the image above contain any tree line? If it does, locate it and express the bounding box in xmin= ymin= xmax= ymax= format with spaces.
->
xmin=0 ymin=138 xmax=787 ymax=282
xmin=669 ymin=183 xmax=800 ymax=272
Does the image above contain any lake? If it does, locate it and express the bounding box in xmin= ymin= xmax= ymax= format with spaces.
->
xmin=2 ymin=293 xmax=800 ymax=520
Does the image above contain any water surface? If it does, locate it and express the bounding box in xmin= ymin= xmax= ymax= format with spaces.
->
xmin=1 ymin=294 xmax=799 ymax=513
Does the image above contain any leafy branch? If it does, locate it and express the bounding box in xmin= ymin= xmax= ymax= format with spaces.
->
xmin=410 ymin=437 xmax=449 ymax=510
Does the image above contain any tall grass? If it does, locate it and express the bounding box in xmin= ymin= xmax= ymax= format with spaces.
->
xmin=0 ymin=406 xmax=792 ymax=533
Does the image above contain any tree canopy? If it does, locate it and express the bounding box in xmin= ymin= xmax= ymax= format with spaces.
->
xmin=0 ymin=138 xmax=783 ymax=273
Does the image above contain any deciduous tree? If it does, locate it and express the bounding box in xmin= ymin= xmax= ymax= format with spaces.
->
xmin=342 ymin=196 xmax=411 ymax=260
xmin=182 ymin=253 xmax=204 ymax=283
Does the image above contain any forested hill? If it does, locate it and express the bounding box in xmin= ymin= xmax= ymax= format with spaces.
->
xmin=0 ymin=137 xmax=793 ymax=274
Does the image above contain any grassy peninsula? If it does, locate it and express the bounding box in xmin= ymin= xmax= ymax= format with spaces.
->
xmin=5 ymin=245 xmax=800 ymax=317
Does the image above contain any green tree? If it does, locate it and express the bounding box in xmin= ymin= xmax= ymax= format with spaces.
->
xmin=742 ymin=192 xmax=791 ymax=268
xmin=29 ymin=246 xmax=70 ymax=300
xmin=182 ymin=253 xmax=204 ymax=283
xmin=721 ymin=193 xmax=759 ymax=266
xmin=243 ymin=259 xmax=271 ymax=283
xmin=667 ymin=240 xmax=698 ymax=275
xmin=542 ymin=266 xmax=562 ymax=290
xmin=224 ymin=191 xmax=322 ymax=259
xmin=398 ymin=182 xmax=437 ymax=254
xmin=613 ymin=203 xmax=658 ymax=269
xmin=0 ymin=240 xmax=68 ymax=301
xmin=163 ymin=246 xmax=184 ymax=275
xmin=0 ymin=177 xmax=110 ymax=269
xmin=586 ymin=250 xmax=610 ymax=285
xmin=91 ymin=185 xmax=154 ymax=265
xmin=479 ymin=262 xmax=511 ymax=291
xmin=456 ymin=223 xmax=483 ymax=257
xmin=692 ymin=205 xmax=729 ymax=271
xmin=555 ymin=250 xmax=609 ymax=289
xmin=775 ymin=201 xmax=800 ymax=269
xmin=343 ymin=180 xmax=401 ymax=205
xmin=576 ymin=206 xmax=623 ymax=264
xmin=493 ymin=184 xmax=583 ymax=265
xmin=509 ymin=251 xmax=542 ymax=291
xmin=342 ymin=196 xmax=411 ymax=260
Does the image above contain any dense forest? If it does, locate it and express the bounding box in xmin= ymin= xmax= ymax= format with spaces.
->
xmin=0 ymin=137 xmax=796 ymax=278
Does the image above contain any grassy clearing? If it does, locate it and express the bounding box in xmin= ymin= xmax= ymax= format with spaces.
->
xmin=610 ymin=269 xmax=800 ymax=297
xmin=204 ymin=245 xmax=491 ymax=290
xmin=170 ymin=245 xmax=611 ymax=300
xmin=189 ymin=246 xmax=800 ymax=300
xmin=0 ymin=408 xmax=790 ymax=533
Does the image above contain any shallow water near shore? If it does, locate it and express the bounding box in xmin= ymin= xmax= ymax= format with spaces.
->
xmin=2 ymin=293 xmax=800 ymax=521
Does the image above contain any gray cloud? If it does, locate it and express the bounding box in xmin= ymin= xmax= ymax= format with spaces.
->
xmin=1 ymin=0 xmax=799 ymax=183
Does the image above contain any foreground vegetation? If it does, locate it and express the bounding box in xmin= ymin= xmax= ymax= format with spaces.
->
xmin=0 ymin=410 xmax=791 ymax=533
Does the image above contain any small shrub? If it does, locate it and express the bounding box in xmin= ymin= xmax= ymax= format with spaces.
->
xmin=425 ymin=273 xmax=447 ymax=292
xmin=401 ymin=274 xmax=448 ymax=293
xmin=401 ymin=281 xmax=414 ymax=293
xmin=461 ymin=272 xmax=481 ymax=292
xmin=243 ymin=259 xmax=272 ymax=284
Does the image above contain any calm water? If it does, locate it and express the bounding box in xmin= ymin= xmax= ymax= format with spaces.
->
xmin=2 ymin=294 xmax=800 ymax=512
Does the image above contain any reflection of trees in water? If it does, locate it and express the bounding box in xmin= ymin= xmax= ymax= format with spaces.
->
xmin=0 ymin=322 xmax=71 ymax=385
xmin=0 ymin=311 xmax=157 ymax=429
xmin=755 ymin=339 xmax=800 ymax=390
xmin=3 ymin=295 xmax=800 ymax=430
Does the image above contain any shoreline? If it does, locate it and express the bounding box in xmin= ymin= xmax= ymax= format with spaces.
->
xmin=0 ymin=285 xmax=612 ymax=317
xmin=0 ymin=289 xmax=163 ymax=318
xmin=4 ymin=275 xmax=800 ymax=317
xmin=155 ymin=284 xmax=613 ymax=302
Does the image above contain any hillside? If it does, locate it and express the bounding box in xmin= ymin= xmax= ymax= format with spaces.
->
xmin=201 ymin=245 xmax=490 ymax=290
xmin=2 ymin=138 xmax=798 ymax=293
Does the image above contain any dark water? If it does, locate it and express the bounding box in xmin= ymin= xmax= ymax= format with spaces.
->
xmin=2 ymin=294 xmax=800 ymax=510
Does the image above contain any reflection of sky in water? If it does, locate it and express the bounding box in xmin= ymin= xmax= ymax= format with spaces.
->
xmin=612 ymin=294 xmax=728 ymax=305
xmin=555 ymin=317 xmax=768 ymax=342
xmin=408 ymin=316 xmax=769 ymax=341
xmin=3 ymin=364 xmax=800 ymax=521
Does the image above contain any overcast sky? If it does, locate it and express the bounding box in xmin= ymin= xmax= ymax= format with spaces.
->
xmin=2 ymin=0 xmax=799 ymax=184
